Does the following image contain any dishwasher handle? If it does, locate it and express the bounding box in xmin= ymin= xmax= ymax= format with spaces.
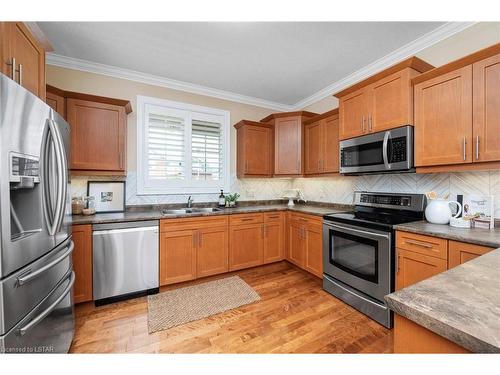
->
xmin=93 ymin=226 xmax=158 ymax=236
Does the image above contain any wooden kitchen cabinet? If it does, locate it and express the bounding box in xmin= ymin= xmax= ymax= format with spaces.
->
xmin=395 ymin=248 xmax=447 ymax=290
xmin=160 ymin=216 xmax=228 ymax=285
xmin=1 ymin=22 xmax=47 ymax=100
xmin=414 ymin=66 xmax=473 ymax=167
xmin=335 ymin=57 xmax=434 ymax=140
xmin=413 ymin=43 xmax=500 ymax=172
xmin=287 ymin=213 xmax=323 ymax=277
xmin=235 ymin=120 xmax=273 ymax=178
xmin=67 ymin=97 xmax=129 ymax=174
xmin=263 ymin=212 xmax=284 ymax=264
xmin=260 ymin=111 xmax=317 ymax=176
xmin=46 ymin=85 xmax=66 ymax=118
xmin=448 ymin=240 xmax=494 ymax=269
xmin=71 ymin=224 xmax=93 ymax=304
xmin=229 ymin=214 xmax=264 ymax=271
xmin=304 ymin=109 xmax=339 ymax=175
xmin=197 ymin=225 xmax=228 ymax=278
xmin=473 ymin=52 xmax=500 ymax=163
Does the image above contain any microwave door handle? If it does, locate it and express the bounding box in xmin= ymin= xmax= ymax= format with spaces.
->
xmin=382 ymin=131 xmax=391 ymax=170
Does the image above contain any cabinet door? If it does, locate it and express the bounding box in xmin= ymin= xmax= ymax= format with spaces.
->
xmin=448 ymin=241 xmax=493 ymax=269
xmin=288 ymin=224 xmax=305 ymax=267
xmin=46 ymin=91 xmax=65 ymax=118
xmin=7 ymin=23 xmax=46 ymax=100
xmin=229 ymin=223 xmax=264 ymax=271
xmin=72 ymin=225 xmax=93 ymax=304
xmin=473 ymin=53 xmax=500 ymax=163
xmin=263 ymin=214 xmax=284 ymax=264
xmin=160 ymin=229 xmax=197 ymax=285
xmin=274 ymin=116 xmax=302 ymax=175
xmin=414 ymin=66 xmax=473 ymax=167
xmin=322 ymin=115 xmax=339 ymax=173
xmin=396 ymin=249 xmax=447 ymax=290
xmin=304 ymin=223 xmax=323 ymax=278
xmin=67 ymin=98 xmax=126 ymax=171
xmin=339 ymin=87 xmax=368 ymax=140
xmin=0 ymin=23 xmax=10 ymax=78
xmin=240 ymin=125 xmax=273 ymax=176
xmin=197 ymin=226 xmax=228 ymax=278
xmin=370 ymin=69 xmax=413 ymax=133
xmin=304 ymin=120 xmax=322 ymax=175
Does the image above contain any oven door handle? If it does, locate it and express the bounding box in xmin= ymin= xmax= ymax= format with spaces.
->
xmin=382 ymin=130 xmax=391 ymax=170
xmin=324 ymin=274 xmax=387 ymax=310
xmin=325 ymin=223 xmax=390 ymax=239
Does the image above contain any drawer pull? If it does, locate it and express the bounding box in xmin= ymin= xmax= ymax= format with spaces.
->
xmin=240 ymin=218 xmax=254 ymax=221
xmin=267 ymin=215 xmax=280 ymax=219
xmin=405 ymin=239 xmax=433 ymax=249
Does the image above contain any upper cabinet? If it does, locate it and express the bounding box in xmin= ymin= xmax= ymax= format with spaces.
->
xmin=1 ymin=22 xmax=49 ymax=100
xmin=235 ymin=120 xmax=274 ymax=178
xmin=335 ymin=57 xmax=434 ymax=140
xmin=47 ymin=85 xmax=132 ymax=175
xmin=304 ymin=108 xmax=340 ymax=175
xmin=414 ymin=43 xmax=500 ymax=172
xmin=261 ymin=111 xmax=317 ymax=176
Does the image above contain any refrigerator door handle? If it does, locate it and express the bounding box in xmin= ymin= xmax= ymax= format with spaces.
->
xmin=41 ymin=121 xmax=55 ymax=233
xmin=17 ymin=240 xmax=74 ymax=286
xmin=18 ymin=271 xmax=75 ymax=336
xmin=43 ymin=116 xmax=68 ymax=236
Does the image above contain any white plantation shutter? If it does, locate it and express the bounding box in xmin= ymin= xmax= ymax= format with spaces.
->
xmin=191 ymin=119 xmax=223 ymax=181
xmin=147 ymin=113 xmax=186 ymax=180
xmin=137 ymin=96 xmax=229 ymax=195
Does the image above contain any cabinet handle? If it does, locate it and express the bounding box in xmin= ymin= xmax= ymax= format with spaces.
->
xmin=462 ymin=137 xmax=467 ymax=161
xmin=369 ymin=114 xmax=372 ymax=132
xmin=198 ymin=231 xmax=202 ymax=247
xmin=193 ymin=232 xmax=198 ymax=248
xmin=17 ymin=64 xmax=23 ymax=86
xmin=361 ymin=116 xmax=365 ymax=133
xmin=404 ymin=239 xmax=433 ymax=249
xmin=396 ymin=249 xmax=400 ymax=274
xmin=261 ymin=224 xmax=264 ymax=238
xmin=6 ymin=57 xmax=16 ymax=81
xmin=240 ymin=218 xmax=254 ymax=222
xmin=475 ymin=135 xmax=480 ymax=160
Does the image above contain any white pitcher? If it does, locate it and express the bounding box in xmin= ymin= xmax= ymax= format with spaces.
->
xmin=425 ymin=198 xmax=462 ymax=225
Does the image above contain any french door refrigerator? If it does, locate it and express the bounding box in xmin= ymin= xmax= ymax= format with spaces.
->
xmin=0 ymin=73 xmax=74 ymax=353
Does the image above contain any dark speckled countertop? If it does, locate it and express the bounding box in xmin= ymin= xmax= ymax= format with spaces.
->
xmin=388 ymin=221 xmax=500 ymax=353
xmin=71 ymin=202 xmax=348 ymax=225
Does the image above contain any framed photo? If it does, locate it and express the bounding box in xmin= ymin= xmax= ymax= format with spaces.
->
xmin=87 ymin=181 xmax=126 ymax=213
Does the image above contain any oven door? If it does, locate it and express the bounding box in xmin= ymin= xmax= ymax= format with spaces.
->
xmin=322 ymin=221 xmax=391 ymax=302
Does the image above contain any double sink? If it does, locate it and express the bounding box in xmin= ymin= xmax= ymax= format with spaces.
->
xmin=161 ymin=207 xmax=223 ymax=215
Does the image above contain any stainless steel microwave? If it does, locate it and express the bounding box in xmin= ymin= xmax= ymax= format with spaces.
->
xmin=339 ymin=125 xmax=414 ymax=174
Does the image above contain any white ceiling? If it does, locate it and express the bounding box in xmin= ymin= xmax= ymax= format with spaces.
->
xmin=39 ymin=22 xmax=448 ymax=107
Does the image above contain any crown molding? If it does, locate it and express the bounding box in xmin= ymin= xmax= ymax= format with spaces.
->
xmin=46 ymin=22 xmax=476 ymax=112
xmin=46 ymin=54 xmax=294 ymax=112
xmin=291 ymin=22 xmax=477 ymax=110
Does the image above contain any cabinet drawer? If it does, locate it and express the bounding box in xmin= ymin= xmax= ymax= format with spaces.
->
xmin=289 ymin=212 xmax=321 ymax=227
xmin=161 ymin=215 xmax=228 ymax=232
xmin=396 ymin=231 xmax=448 ymax=260
xmin=448 ymin=240 xmax=494 ymax=268
xmin=264 ymin=211 xmax=283 ymax=223
xmin=229 ymin=213 xmax=264 ymax=226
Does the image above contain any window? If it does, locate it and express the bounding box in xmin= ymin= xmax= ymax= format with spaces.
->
xmin=137 ymin=96 xmax=230 ymax=194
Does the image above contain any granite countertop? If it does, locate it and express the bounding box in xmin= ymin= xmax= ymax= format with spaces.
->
xmin=385 ymin=248 xmax=500 ymax=353
xmin=71 ymin=203 xmax=347 ymax=225
xmin=395 ymin=221 xmax=500 ymax=248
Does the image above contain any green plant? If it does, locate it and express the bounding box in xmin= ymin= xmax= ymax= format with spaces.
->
xmin=225 ymin=193 xmax=240 ymax=203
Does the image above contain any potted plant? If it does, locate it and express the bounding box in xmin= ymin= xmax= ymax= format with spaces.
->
xmin=225 ymin=193 xmax=240 ymax=207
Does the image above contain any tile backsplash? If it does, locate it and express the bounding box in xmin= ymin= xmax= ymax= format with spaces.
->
xmin=70 ymin=170 xmax=500 ymax=218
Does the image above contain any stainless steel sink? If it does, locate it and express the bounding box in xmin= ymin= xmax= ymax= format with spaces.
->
xmin=161 ymin=207 xmax=223 ymax=215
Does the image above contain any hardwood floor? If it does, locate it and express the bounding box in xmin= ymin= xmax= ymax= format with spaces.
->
xmin=70 ymin=262 xmax=393 ymax=353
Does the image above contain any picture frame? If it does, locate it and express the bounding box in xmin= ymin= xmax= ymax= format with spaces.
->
xmin=87 ymin=181 xmax=126 ymax=213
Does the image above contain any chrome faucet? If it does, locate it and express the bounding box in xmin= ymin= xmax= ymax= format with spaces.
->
xmin=187 ymin=196 xmax=194 ymax=208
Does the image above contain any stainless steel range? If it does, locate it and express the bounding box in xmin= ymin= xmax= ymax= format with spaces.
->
xmin=322 ymin=191 xmax=426 ymax=328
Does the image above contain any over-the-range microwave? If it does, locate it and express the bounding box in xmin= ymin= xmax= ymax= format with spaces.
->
xmin=339 ymin=125 xmax=414 ymax=175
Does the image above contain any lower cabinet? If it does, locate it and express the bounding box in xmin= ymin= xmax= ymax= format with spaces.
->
xmin=229 ymin=214 xmax=264 ymax=271
xmin=286 ymin=213 xmax=323 ymax=278
xmin=263 ymin=212 xmax=285 ymax=264
xmin=160 ymin=216 xmax=228 ymax=286
xmin=448 ymin=240 xmax=493 ymax=268
xmin=395 ymin=248 xmax=447 ymax=290
xmin=71 ymin=224 xmax=93 ymax=304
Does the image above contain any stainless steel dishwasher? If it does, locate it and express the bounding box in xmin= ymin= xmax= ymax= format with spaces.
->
xmin=92 ymin=220 xmax=159 ymax=305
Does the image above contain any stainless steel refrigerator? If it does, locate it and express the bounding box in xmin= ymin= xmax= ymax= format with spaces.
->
xmin=0 ymin=73 xmax=74 ymax=353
